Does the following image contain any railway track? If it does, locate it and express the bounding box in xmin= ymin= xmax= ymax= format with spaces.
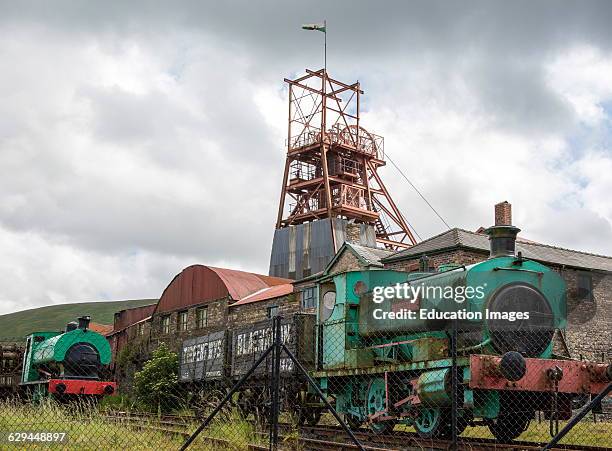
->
xmin=103 ymin=411 xmax=610 ymax=451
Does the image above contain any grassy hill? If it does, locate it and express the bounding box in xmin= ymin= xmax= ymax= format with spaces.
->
xmin=0 ymin=299 xmax=157 ymax=341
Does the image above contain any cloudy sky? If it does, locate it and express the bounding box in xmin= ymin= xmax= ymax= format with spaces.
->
xmin=1 ymin=1 xmax=612 ymax=314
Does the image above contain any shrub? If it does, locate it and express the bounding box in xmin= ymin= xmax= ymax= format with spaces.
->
xmin=133 ymin=343 xmax=182 ymax=413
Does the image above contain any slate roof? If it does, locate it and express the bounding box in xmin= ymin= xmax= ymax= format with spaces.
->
xmin=383 ymin=228 xmax=612 ymax=272
xmin=322 ymin=242 xmax=395 ymax=276
xmin=346 ymin=242 xmax=395 ymax=267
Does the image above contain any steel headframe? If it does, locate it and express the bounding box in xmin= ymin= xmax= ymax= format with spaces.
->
xmin=275 ymin=68 xmax=416 ymax=250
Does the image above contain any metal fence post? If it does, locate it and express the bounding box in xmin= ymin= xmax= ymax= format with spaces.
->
xmin=269 ymin=315 xmax=282 ymax=451
xmin=179 ymin=343 xmax=275 ymax=451
xmin=543 ymin=382 xmax=612 ymax=450
xmin=450 ymin=319 xmax=458 ymax=451
xmin=280 ymin=342 xmax=366 ymax=451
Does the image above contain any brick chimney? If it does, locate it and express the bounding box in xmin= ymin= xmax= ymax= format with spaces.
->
xmin=486 ymin=201 xmax=520 ymax=258
xmin=494 ymin=201 xmax=512 ymax=226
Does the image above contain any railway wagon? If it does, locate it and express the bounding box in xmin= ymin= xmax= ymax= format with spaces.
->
xmin=0 ymin=343 xmax=24 ymax=398
xmin=179 ymin=313 xmax=321 ymax=423
xmin=180 ymin=330 xmax=230 ymax=412
xmin=231 ymin=313 xmax=321 ymax=423
xmin=313 ymin=224 xmax=612 ymax=440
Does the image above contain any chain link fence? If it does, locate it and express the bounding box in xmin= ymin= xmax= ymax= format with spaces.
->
xmin=0 ymin=297 xmax=611 ymax=450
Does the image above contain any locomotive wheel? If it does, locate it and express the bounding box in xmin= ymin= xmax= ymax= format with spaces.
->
xmin=296 ymin=407 xmax=322 ymax=426
xmin=291 ymin=392 xmax=323 ymax=426
xmin=414 ymin=407 xmax=453 ymax=439
xmin=488 ymin=412 xmax=530 ymax=442
xmin=366 ymin=378 xmax=396 ymax=434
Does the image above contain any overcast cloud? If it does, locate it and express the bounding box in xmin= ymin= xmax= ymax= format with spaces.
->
xmin=1 ymin=1 xmax=612 ymax=314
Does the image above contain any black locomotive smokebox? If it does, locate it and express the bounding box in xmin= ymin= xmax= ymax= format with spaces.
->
xmin=487 ymin=282 xmax=554 ymax=357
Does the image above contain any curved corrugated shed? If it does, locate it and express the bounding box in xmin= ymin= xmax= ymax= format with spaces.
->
xmin=154 ymin=265 xmax=291 ymax=314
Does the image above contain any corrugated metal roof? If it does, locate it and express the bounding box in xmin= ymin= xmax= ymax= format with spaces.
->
xmin=230 ymin=283 xmax=294 ymax=306
xmin=113 ymin=303 xmax=156 ymax=332
xmin=207 ymin=266 xmax=288 ymax=300
xmin=154 ymin=265 xmax=292 ymax=315
xmin=383 ymin=228 xmax=612 ymax=272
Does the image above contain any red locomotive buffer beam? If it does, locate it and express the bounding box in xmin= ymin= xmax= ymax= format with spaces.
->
xmin=469 ymin=354 xmax=612 ymax=395
xmin=48 ymin=379 xmax=116 ymax=396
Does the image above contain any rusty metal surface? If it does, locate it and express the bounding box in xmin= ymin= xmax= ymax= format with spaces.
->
xmin=469 ymin=354 xmax=612 ymax=394
xmin=155 ymin=265 xmax=291 ymax=314
xmin=112 ymin=304 xmax=156 ymax=332
xmin=274 ymin=68 xmax=417 ymax=253
xmin=230 ymin=283 xmax=294 ymax=306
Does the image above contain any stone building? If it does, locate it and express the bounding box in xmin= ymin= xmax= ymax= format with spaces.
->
xmin=291 ymin=238 xmax=396 ymax=320
xmin=228 ymin=284 xmax=297 ymax=328
xmin=107 ymin=303 xmax=157 ymax=364
xmin=148 ymin=264 xmax=291 ymax=353
xmin=381 ymin=202 xmax=612 ymax=361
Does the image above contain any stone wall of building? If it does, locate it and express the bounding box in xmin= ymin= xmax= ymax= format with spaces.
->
xmin=227 ymin=294 xmax=300 ymax=328
xmin=327 ymin=250 xmax=362 ymax=275
xmin=149 ymin=298 xmax=229 ymax=354
xmin=560 ymin=268 xmax=612 ymax=361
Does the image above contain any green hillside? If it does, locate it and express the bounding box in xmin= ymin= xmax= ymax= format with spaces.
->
xmin=0 ymin=299 xmax=157 ymax=341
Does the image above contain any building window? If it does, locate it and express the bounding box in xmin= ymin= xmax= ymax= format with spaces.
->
xmin=301 ymin=287 xmax=316 ymax=309
xmin=267 ymin=305 xmax=279 ymax=318
xmin=137 ymin=323 xmax=145 ymax=336
xmin=178 ymin=311 xmax=189 ymax=332
xmin=162 ymin=315 xmax=170 ymax=334
xmin=577 ymin=273 xmax=593 ymax=301
xmin=196 ymin=306 xmax=208 ymax=329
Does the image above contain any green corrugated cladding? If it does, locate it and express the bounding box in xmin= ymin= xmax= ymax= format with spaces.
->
xmin=33 ymin=329 xmax=112 ymax=366
xmin=20 ymin=329 xmax=112 ymax=383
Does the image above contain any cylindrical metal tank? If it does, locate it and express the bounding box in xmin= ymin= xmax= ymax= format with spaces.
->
xmin=357 ymin=256 xmax=566 ymax=358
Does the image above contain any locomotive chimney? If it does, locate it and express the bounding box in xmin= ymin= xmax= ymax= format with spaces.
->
xmin=77 ymin=315 xmax=91 ymax=330
xmin=485 ymin=202 xmax=520 ymax=258
xmin=494 ymin=201 xmax=512 ymax=226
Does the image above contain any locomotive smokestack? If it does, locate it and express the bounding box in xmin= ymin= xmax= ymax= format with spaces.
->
xmin=77 ymin=315 xmax=91 ymax=330
xmin=485 ymin=202 xmax=520 ymax=258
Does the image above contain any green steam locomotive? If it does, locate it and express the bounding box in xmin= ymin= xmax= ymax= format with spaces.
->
xmin=21 ymin=316 xmax=116 ymax=402
xmin=313 ymin=224 xmax=611 ymax=440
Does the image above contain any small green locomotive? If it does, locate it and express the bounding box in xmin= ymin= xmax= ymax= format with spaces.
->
xmin=21 ymin=316 xmax=116 ymax=402
xmin=313 ymin=225 xmax=611 ymax=440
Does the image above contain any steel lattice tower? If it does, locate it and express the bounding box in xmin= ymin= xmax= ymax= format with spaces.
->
xmin=275 ymin=69 xmax=416 ymax=251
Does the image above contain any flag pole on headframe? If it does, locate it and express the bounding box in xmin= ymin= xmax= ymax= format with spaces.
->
xmin=301 ymin=21 xmax=327 ymax=74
